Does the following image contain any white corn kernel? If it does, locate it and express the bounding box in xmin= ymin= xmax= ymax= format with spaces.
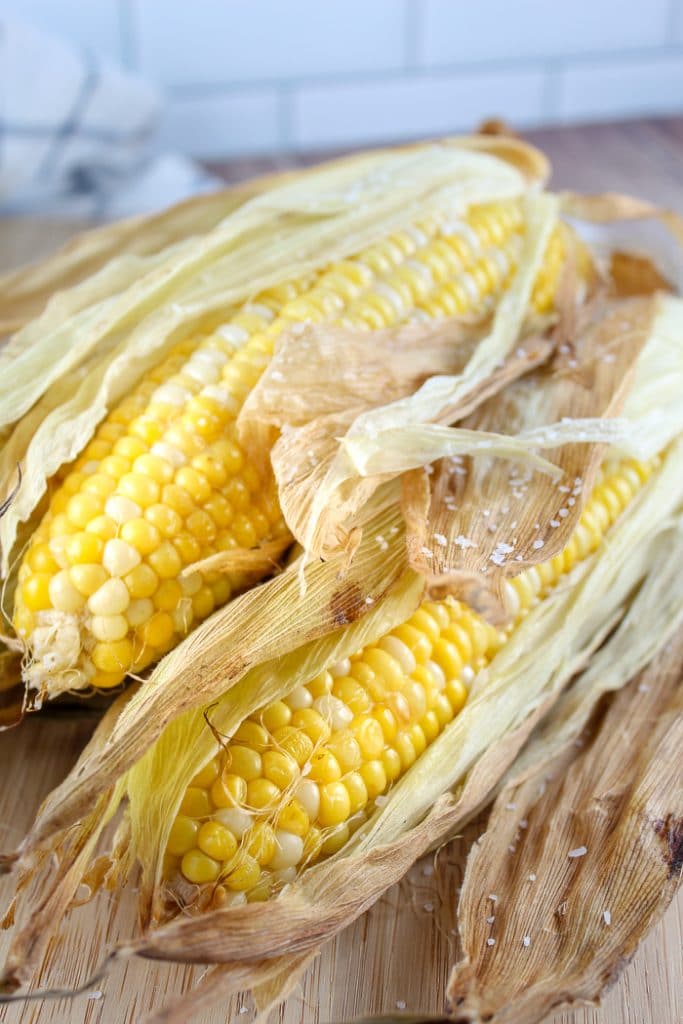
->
xmin=105 ymin=495 xmax=142 ymax=524
xmin=218 ymin=324 xmax=248 ymax=345
xmin=180 ymin=572 xmax=202 ymax=596
xmin=329 ymin=657 xmax=352 ymax=678
xmin=313 ymin=695 xmax=353 ymax=731
xmin=200 ymin=385 xmax=240 ymax=413
xmin=285 ymin=685 xmax=313 ymax=710
xmin=150 ymin=442 xmax=187 ymax=468
xmin=269 ymin=831 xmax=304 ymax=870
xmin=172 ymin=600 xmax=193 ymax=633
xmin=88 ymin=578 xmax=130 ymax=616
xmin=185 ymin=359 xmax=220 ymax=386
xmin=126 ymin=598 xmax=154 ymax=627
xmin=461 ymin=664 xmax=475 ymax=686
xmin=426 ymin=659 xmax=446 ymax=691
xmin=90 ymin=614 xmax=128 ymax=642
xmin=49 ymin=571 xmax=85 ymax=613
xmin=194 ymin=348 xmax=228 ymax=368
xmin=294 ymin=779 xmax=320 ymax=821
xmin=151 ymin=384 xmax=191 ymax=407
xmin=244 ymin=302 xmax=275 ymax=323
xmin=379 ymin=636 xmax=416 ymax=675
xmin=103 ymin=539 xmax=141 ymax=577
xmin=502 ymin=579 xmax=521 ymax=618
xmin=460 ymin=271 xmax=480 ymax=305
xmin=214 ymin=808 xmax=252 ymax=837
xmin=373 ymin=282 xmax=407 ymax=315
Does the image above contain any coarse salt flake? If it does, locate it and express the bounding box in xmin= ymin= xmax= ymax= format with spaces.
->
xmin=523 ymin=935 xmax=531 ymax=947
xmin=396 ymin=1000 xmax=407 ymax=1010
xmin=568 ymin=845 xmax=588 ymax=859
xmin=454 ymin=535 xmax=477 ymax=550
xmin=603 ymin=910 xmax=612 ymax=926
xmin=434 ymin=533 xmax=448 ymax=547
xmin=486 ymin=938 xmax=496 ymax=947
xmin=533 ymin=539 xmax=544 ymax=550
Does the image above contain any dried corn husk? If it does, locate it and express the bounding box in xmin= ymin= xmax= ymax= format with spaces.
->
xmin=447 ymin=625 xmax=683 ymax=1023
xmin=2 ymin=152 xmax=683 ymax=1019
xmin=2 ymin=432 xmax=682 ymax=1004
xmin=238 ymin=313 xmax=555 ymax=564
xmin=243 ymin=193 xmax=560 ymax=564
xmin=0 ymin=137 xmax=542 ymax=580
xmin=400 ymin=293 xmax=683 ymax=610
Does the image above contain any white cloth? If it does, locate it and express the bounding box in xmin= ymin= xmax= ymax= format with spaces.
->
xmin=0 ymin=13 xmax=217 ymax=218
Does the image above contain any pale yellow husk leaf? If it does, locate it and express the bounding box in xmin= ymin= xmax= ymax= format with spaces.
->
xmin=2 ymin=433 xmax=681 ymax=1005
xmin=0 ymin=138 xmax=539 ymax=574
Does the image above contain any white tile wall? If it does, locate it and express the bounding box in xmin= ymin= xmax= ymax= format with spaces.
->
xmin=419 ymin=0 xmax=671 ymax=65
xmin=292 ymin=69 xmax=547 ymax=149
xmin=558 ymin=55 xmax=683 ymax=122
xmin=5 ymin=0 xmax=683 ymax=159
xmin=158 ymin=90 xmax=282 ymax=159
xmin=132 ymin=0 xmax=408 ymax=85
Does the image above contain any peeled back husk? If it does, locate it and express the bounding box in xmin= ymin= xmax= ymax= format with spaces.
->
xmin=2 ymin=432 xmax=682 ymax=1003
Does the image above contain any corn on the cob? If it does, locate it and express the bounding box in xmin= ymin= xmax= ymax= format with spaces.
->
xmin=164 ymin=455 xmax=657 ymax=902
xmin=14 ymin=200 xmax=563 ymax=696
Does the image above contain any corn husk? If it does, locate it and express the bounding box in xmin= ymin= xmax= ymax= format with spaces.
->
xmin=3 ymin=430 xmax=682 ymax=1006
xmin=237 ymin=193 xmax=560 ymax=565
xmin=238 ymin=314 xmax=555 ymax=564
xmin=0 ymin=137 xmax=541 ymax=577
xmin=400 ymin=292 xmax=683 ymax=617
xmin=447 ymin=623 xmax=683 ymax=1023
xmin=2 ymin=151 xmax=683 ymax=1018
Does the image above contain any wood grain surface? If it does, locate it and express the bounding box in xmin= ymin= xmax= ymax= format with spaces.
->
xmin=1 ymin=118 xmax=682 ymax=1024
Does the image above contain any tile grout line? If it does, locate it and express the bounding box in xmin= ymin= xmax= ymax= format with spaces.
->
xmin=117 ymin=0 xmax=137 ymax=70
xmin=163 ymin=43 xmax=683 ymax=99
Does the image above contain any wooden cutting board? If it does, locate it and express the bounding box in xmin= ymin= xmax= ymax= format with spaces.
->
xmin=1 ymin=118 xmax=682 ymax=1023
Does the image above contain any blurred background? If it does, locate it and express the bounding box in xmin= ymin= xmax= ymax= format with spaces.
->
xmin=1 ymin=0 xmax=683 ymax=220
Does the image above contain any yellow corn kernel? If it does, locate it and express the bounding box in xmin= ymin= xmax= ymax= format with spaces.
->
xmin=225 ymin=745 xmax=262 ymax=781
xmin=124 ymin=563 xmax=159 ymax=599
xmin=351 ymin=716 xmax=385 ymax=759
xmin=64 ymin=532 xmax=104 ymax=565
xmin=91 ymin=638 xmax=133 ymax=673
xmin=198 ymin=821 xmax=238 ymax=862
xmin=291 ymin=708 xmax=331 ymax=745
xmin=271 ymin=726 xmax=314 ymax=767
xmin=120 ymin=518 xmax=161 ymax=555
xmin=153 ymin=579 xmax=183 ymax=612
xmin=343 ymin=772 xmax=369 ymax=815
xmin=180 ymin=787 xmax=212 ymax=818
xmin=167 ymin=815 xmax=200 ymax=856
xmin=225 ymin=855 xmax=261 ymax=891
xmin=262 ymin=749 xmax=299 ymax=790
xmin=277 ymin=800 xmax=310 ymax=838
xmin=360 ymin=759 xmax=387 ymax=799
xmin=21 ymin=574 xmax=52 ymax=611
xmin=211 ymin=773 xmax=247 ymax=809
xmin=232 ymin=721 xmax=270 ymax=752
xmin=318 ymin=781 xmax=351 ymax=827
xmin=191 ymin=758 xmax=220 ymax=788
xmin=307 ymin=749 xmax=342 ymax=784
xmin=181 ymin=849 xmax=220 ymax=884
xmin=245 ymin=822 xmax=277 ymax=866
xmin=325 ymin=731 xmax=362 ymax=772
